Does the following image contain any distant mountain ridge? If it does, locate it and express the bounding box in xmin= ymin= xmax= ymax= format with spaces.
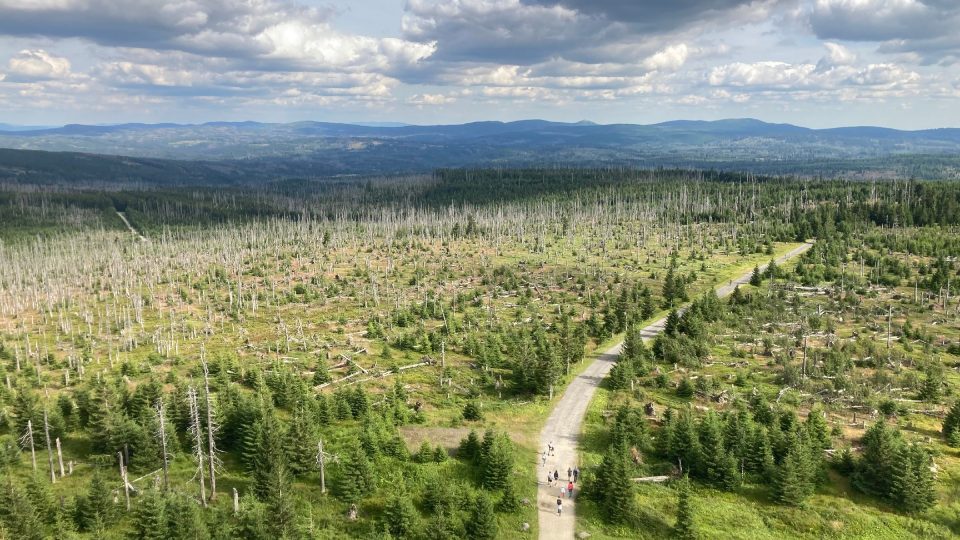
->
xmin=1 ymin=118 xmax=960 ymax=180
xmin=6 ymin=117 xmax=959 ymax=139
xmin=0 ymin=122 xmax=59 ymax=132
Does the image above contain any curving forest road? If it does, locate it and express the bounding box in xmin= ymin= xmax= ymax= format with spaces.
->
xmin=536 ymin=242 xmax=813 ymax=539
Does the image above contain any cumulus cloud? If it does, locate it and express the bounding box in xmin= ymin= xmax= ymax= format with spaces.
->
xmin=709 ymin=61 xmax=815 ymax=88
xmin=642 ymin=44 xmax=690 ymax=71
xmin=707 ymin=40 xmax=920 ymax=94
xmin=0 ymin=0 xmax=439 ymax=111
xmin=0 ymin=0 xmax=435 ymax=73
xmin=0 ymin=0 xmax=957 ymax=123
xmin=818 ymin=42 xmax=857 ymax=68
xmin=409 ymin=93 xmax=456 ymax=105
xmin=708 ymin=49 xmax=921 ymax=103
xmin=6 ymin=49 xmax=73 ymax=80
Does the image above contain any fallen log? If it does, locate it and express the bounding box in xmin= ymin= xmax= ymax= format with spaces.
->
xmin=632 ymin=476 xmax=670 ymax=483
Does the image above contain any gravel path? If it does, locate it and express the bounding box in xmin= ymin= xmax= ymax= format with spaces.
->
xmin=536 ymin=243 xmax=813 ymax=539
xmin=115 ymin=210 xmax=147 ymax=241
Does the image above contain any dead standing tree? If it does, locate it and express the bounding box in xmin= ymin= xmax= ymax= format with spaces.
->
xmin=43 ymin=406 xmax=56 ymax=483
xmin=118 ymin=451 xmax=131 ymax=511
xmin=154 ymin=398 xmax=171 ymax=491
xmin=201 ymin=352 xmax=221 ymax=501
xmin=187 ymin=386 xmax=208 ymax=506
xmin=21 ymin=419 xmax=37 ymax=475
xmin=315 ymin=438 xmax=340 ymax=495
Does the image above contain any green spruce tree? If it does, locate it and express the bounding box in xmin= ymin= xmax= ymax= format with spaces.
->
xmin=133 ymin=489 xmax=169 ymax=540
xmin=698 ymin=412 xmax=739 ymax=490
xmin=596 ymin=444 xmax=636 ymax=524
xmin=337 ymin=442 xmax=375 ymax=503
xmin=674 ymin=476 xmax=696 ymax=539
xmin=284 ymin=408 xmax=316 ymax=477
xmin=165 ymin=492 xmax=210 ymax=540
xmin=480 ymin=432 xmax=513 ymax=490
xmin=312 ymin=360 xmax=332 ymax=386
xmin=745 ymin=424 xmax=775 ymax=477
xmin=0 ymin=480 xmax=44 ymax=540
xmin=497 ymin=481 xmax=522 ymax=513
xmin=942 ymin=400 xmax=960 ymax=446
xmin=383 ymin=494 xmax=418 ymax=539
xmin=892 ymin=444 xmax=936 ymax=513
xmin=458 ymin=430 xmax=481 ymax=462
xmin=772 ymin=442 xmax=813 ymax=506
xmin=466 ymin=494 xmax=497 ymax=540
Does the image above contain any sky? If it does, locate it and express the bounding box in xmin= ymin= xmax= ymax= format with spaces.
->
xmin=0 ymin=0 xmax=959 ymax=129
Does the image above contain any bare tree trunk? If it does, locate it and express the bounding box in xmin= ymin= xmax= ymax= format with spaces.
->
xmin=118 ymin=451 xmax=130 ymax=511
xmin=802 ymin=335 xmax=808 ymax=380
xmin=56 ymin=437 xmax=65 ymax=478
xmin=43 ymin=408 xmax=56 ymax=483
xmin=317 ymin=440 xmax=327 ymax=494
xmin=188 ymin=387 xmax=208 ymax=507
xmin=201 ymin=356 xmax=218 ymax=501
xmin=25 ymin=420 xmax=37 ymax=475
xmin=887 ymin=305 xmax=892 ymax=364
xmin=155 ymin=399 xmax=170 ymax=491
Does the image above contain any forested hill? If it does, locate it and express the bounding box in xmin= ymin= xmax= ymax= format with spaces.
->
xmin=0 ymin=148 xmax=259 ymax=187
xmin=1 ymin=119 xmax=960 ymax=180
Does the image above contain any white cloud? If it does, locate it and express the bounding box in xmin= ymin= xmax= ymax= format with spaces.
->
xmin=0 ymin=0 xmax=957 ymax=126
xmin=709 ymin=61 xmax=815 ymax=88
xmin=409 ymin=93 xmax=455 ymax=105
xmin=99 ymin=61 xmax=196 ymax=87
xmin=707 ymin=52 xmax=921 ymax=104
xmin=642 ymin=44 xmax=690 ymax=71
xmin=0 ymin=0 xmax=435 ymax=76
xmin=7 ymin=49 xmax=73 ymax=80
xmin=819 ymin=42 xmax=857 ymax=68
xmin=675 ymin=94 xmax=708 ymax=105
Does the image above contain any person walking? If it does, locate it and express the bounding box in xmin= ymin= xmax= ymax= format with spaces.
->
xmin=573 ymin=467 xmax=579 ymax=483
xmin=567 ymin=481 xmax=574 ymax=498
xmin=560 ymin=485 xmax=566 ymax=498
xmin=548 ymin=442 xmax=554 ymax=456
xmin=557 ymin=498 xmax=563 ymax=517
xmin=541 ymin=451 xmax=547 ymax=467
xmin=567 ymin=467 xmax=572 ymax=481
xmin=553 ymin=470 xmax=559 ymax=483
xmin=546 ymin=472 xmax=553 ymax=487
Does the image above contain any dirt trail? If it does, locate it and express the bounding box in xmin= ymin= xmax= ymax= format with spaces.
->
xmin=116 ymin=210 xmax=147 ymax=241
xmin=536 ymin=243 xmax=813 ymax=539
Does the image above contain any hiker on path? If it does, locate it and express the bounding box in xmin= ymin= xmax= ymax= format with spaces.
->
xmin=557 ymin=498 xmax=563 ymax=517
xmin=567 ymin=467 xmax=572 ymax=481
xmin=541 ymin=451 xmax=547 ymax=467
xmin=553 ymin=470 xmax=559 ymax=482
xmin=548 ymin=442 xmax=554 ymax=456
xmin=560 ymin=485 xmax=566 ymax=498
xmin=567 ymin=481 xmax=574 ymax=498
xmin=546 ymin=472 xmax=553 ymax=487
xmin=573 ymin=467 xmax=579 ymax=483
